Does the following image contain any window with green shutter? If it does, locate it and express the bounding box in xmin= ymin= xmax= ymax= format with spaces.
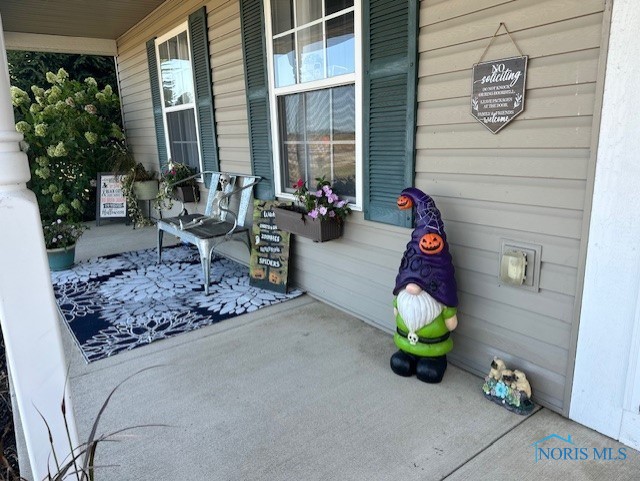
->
xmin=146 ymin=7 xmax=219 ymax=186
xmin=240 ymin=0 xmax=417 ymax=223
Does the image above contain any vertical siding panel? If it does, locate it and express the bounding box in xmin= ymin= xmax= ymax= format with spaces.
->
xmin=209 ymin=0 xmax=251 ymax=174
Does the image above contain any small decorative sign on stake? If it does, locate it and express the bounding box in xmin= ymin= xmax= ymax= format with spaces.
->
xmin=471 ymin=23 xmax=528 ymax=134
xmin=249 ymin=200 xmax=292 ymax=294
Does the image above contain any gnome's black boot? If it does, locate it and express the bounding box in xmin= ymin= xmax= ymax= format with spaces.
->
xmin=390 ymin=350 xmax=417 ymax=377
xmin=416 ymin=355 xmax=447 ymax=383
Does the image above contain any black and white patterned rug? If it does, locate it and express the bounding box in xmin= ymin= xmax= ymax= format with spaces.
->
xmin=51 ymin=245 xmax=303 ymax=363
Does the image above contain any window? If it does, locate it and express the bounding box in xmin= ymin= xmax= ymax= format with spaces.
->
xmin=242 ymin=0 xmax=417 ymax=225
xmin=265 ymin=0 xmax=361 ymax=206
xmin=155 ymin=25 xmax=202 ymax=172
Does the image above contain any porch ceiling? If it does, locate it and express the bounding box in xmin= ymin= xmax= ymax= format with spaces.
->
xmin=0 ymin=0 xmax=166 ymax=40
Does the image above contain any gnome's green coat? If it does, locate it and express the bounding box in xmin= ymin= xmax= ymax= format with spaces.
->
xmin=393 ymin=297 xmax=457 ymax=357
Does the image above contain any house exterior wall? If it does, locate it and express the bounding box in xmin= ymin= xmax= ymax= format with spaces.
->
xmin=414 ymin=0 xmax=607 ymax=413
xmin=114 ymin=0 xmax=609 ymax=414
xmin=116 ymin=0 xmax=250 ymax=175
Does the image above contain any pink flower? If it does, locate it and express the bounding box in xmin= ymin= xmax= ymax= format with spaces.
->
xmin=293 ymin=179 xmax=304 ymax=189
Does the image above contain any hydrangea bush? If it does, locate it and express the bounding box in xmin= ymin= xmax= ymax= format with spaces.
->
xmin=11 ymin=68 xmax=126 ymax=226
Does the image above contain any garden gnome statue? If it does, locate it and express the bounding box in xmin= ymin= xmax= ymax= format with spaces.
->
xmin=391 ymin=188 xmax=458 ymax=383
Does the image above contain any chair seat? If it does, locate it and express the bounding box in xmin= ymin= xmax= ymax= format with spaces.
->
xmin=157 ymin=171 xmax=261 ymax=295
xmin=160 ymin=215 xmax=248 ymax=239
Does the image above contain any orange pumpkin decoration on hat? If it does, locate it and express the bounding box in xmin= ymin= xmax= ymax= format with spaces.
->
xmin=419 ymin=233 xmax=444 ymax=255
xmin=397 ymin=194 xmax=413 ymax=210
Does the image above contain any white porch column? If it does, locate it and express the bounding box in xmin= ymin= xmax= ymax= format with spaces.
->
xmin=0 ymin=15 xmax=80 ymax=481
xmin=570 ymin=0 xmax=640 ymax=445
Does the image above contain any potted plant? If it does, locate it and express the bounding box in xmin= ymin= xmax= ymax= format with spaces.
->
xmin=43 ymin=219 xmax=87 ymax=271
xmin=119 ymin=162 xmax=158 ymax=228
xmin=156 ymin=160 xmax=200 ymax=210
xmin=273 ymin=177 xmax=352 ymax=242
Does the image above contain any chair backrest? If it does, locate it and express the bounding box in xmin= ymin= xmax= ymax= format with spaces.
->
xmin=203 ymin=172 xmax=261 ymax=226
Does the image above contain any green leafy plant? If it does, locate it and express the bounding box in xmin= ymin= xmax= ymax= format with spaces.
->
xmin=160 ymin=160 xmax=197 ymax=189
xmin=155 ymin=160 xmax=200 ymax=211
xmin=42 ymin=220 xmax=87 ymax=250
xmin=291 ymin=177 xmax=352 ymax=222
xmin=119 ymin=163 xmax=158 ymax=228
xmin=10 ymin=68 xmax=127 ymax=244
xmin=11 ymin=69 xmax=126 ymax=221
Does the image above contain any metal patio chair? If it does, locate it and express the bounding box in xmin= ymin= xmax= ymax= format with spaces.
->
xmin=157 ymin=171 xmax=260 ymax=294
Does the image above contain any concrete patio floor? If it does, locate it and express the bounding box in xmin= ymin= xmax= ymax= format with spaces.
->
xmin=17 ymin=223 xmax=640 ymax=480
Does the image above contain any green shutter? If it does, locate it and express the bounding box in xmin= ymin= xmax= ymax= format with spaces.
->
xmin=146 ymin=38 xmax=168 ymax=171
xmin=363 ymin=0 xmax=418 ymax=227
xmin=240 ymin=0 xmax=275 ymax=200
xmin=189 ymin=7 xmax=220 ymax=188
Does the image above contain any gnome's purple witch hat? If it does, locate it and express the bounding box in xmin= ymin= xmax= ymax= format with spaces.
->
xmin=393 ymin=188 xmax=458 ymax=307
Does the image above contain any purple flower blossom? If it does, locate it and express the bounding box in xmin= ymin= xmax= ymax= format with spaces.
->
xmin=322 ymin=185 xmax=332 ymax=195
xmin=336 ymin=200 xmax=346 ymax=208
xmin=315 ymin=190 xmax=323 ymax=197
xmin=318 ymin=206 xmax=328 ymax=216
xmin=308 ymin=209 xmax=319 ymax=219
xmin=329 ymin=211 xmax=336 ymax=218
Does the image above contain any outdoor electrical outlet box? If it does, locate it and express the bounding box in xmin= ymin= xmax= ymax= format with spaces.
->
xmin=498 ymin=240 xmax=542 ymax=292
xmin=500 ymin=251 xmax=526 ymax=285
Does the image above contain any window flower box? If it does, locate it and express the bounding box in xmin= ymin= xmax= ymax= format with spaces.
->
xmin=273 ymin=205 xmax=344 ymax=242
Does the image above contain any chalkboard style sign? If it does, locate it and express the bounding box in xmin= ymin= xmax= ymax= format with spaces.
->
xmin=96 ymin=173 xmax=128 ymax=226
xmin=471 ymin=56 xmax=528 ymax=134
xmin=249 ymin=200 xmax=291 ymax=294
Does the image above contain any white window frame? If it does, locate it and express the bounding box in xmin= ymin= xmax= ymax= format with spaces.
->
xmin=264 ymin=0 xmax=363 ymax=210
xmin=154 ymin=22 xmax=203 ymax=173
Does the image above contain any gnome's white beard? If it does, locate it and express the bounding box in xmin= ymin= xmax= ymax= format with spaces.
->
xmin=397 ymin=289 xmax=444 ymax=334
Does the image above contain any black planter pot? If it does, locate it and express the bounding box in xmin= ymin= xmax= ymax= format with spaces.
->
xmin=174 ymin=185 xmax=200 ymax=203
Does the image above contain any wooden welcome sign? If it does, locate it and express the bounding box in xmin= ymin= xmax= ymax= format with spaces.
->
xmin=470 ymin=23 xmax=528 ymax=134
xmin=471 ymin=56 xmax=528 ymax=133
xmin=249 ymin=200 xmax=292 ymax=294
